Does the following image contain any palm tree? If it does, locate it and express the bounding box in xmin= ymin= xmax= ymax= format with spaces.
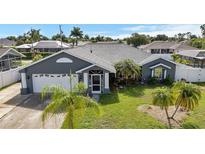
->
xmin=114 ymin=59 xmax=141 ymax=85
xmin=41 ymin=81 xmax=100 ymax=129
xmin=27 ymin=29 xmax=41 ymax=56
xmin=152 ymin=87 xmax=174 ymax=128
xmin=70 ymin=27 xmax=83 ymax=46
xmin=170 ymin=81 xmax=201 ymax=119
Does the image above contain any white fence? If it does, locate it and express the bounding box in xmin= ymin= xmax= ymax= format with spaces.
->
xmin=0 ymin=67 xmax=21 ymax=88
xmin=175 ymin=64 xmax=205 ymax=82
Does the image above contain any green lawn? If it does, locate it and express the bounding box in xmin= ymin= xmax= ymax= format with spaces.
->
xmin=78 ymin=84 xmax=205 ymax=129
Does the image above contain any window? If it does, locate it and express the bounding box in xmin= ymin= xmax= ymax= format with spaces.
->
xmin=154 ymin=67 xmax=163 ymax=79
xmin=152 ymin=66 xmax=167 ymax=80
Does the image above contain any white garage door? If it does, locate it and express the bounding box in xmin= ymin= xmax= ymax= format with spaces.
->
xmin=32 ymin=74 xmax=78 ymax=93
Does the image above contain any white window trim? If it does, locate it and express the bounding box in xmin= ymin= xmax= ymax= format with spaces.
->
xmin=150 ymin=63 xmax=171 ymax=69
xmin=83 ymin=73 xmax=88 ymax=88
xmin=76 ymin=64 xmax=96 ymax=73
xmin=105 ymin=72 xmax=109 ymax=89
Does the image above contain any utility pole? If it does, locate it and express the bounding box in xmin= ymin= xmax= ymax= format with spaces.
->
xmin=59 ymin=25 xmax=63 ymax=49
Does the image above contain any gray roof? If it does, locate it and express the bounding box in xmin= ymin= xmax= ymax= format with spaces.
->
xmin=0 ymin=48 xmax=25 ymax=58
xmin=178 ymin=50 xmax=205 ymax=59
xmin=138 ymin=41 xmax=197 ymax=50
xmin=0 ymin=38 xmax=16 ymax=47
xmin=0 ymin=48 xmax=10 ymax=57
xmin=63 ymin=42 xmax=151 ymax=64
xmin=21 ymin=42 xmax=151 ymax=73
xmin=139 ymin=54 xmax=175 ymax=65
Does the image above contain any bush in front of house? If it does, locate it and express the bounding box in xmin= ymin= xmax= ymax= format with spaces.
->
xmin=163 ymin=76 xmax=174 ymax=86
xmin=32 ymin=54 xmax=43 ymax=62
xmin=147 ymin=77 xmax=158 ymax=85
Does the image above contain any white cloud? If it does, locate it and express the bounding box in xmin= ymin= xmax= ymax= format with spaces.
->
xmin=122 ymin=24 xmax=201 ymax=37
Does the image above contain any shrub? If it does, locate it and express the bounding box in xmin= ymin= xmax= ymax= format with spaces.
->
xmin=181 ymin=122 xmax=200 ymax=129
xmin=147 ymin=77 xmax=158 ymax=85
xmin=32 ymin=54 xmax=43 ymax=62
xmin=21 ymin=52 xmax=52 ymax=60
xmin=163 ymin=76 xmax=174 ymax=85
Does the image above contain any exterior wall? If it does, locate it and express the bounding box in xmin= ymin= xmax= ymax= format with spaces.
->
xmin=20 ymin=52 xmax=92 ymax=94
xmin=0 ymin=67 xmax=21 ymax=88
xmin=81 ymin=66 xmax=110 ymax=94
xmin=175 ymin=64 xmax=205 ymax=82
xmin=141 ymin=58 xmax=176 ymax=82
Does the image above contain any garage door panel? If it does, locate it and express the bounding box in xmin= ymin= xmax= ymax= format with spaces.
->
xmin=32 ymin=74 xmax=78 ymax=93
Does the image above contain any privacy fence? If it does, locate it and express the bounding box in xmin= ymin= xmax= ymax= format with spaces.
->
xmin=0 ymin=67 xmax=21 ymax=89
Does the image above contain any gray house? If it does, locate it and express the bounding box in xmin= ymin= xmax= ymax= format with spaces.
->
xmin=16 ymin=40 xmax=71 ymax=52
xmin=19 ymin=42 xmax=151 ymax=95
xmin=139 ymin=54 xmax=176 ymax=82
xmin=19 ymin=42 xmax=205 ymax=95
xmin=138 ymin=41 xmax=197 ymax=54
xmin=0 ymin=48 xmax=25 ymax=71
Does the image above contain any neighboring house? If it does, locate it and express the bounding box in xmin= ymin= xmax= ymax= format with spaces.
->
xmin=177 ymin=50 xmax=205 ymax=68
xmin=19 ymin=42 xmax=151 ymax=95
xmin=138 ymin=41 xmax=197 ymax=54
xmin=0 ymin=38 xmax=16 ymax=47
xmin=16 ymin=40 xmax=71 ymax=52
xmin=0 ymin=48 xmax=25 ymax=71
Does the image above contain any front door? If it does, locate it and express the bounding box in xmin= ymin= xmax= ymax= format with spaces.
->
xmin=91 ymin=74 xmax=101 ymax=94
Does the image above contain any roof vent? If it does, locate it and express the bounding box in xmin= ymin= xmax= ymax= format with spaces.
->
xmin=90 ymin=49 xmax=93 ymax=53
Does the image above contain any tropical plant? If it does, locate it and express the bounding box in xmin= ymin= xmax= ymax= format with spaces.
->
xmin=171 ymin=81 xmax=201 ymax=119
xmin=152 ymin=87 xmax=174 ymax=128
xmin=32 ymin=54 xmax=43 ymax=62
xmin=200 ymin=24 xmax=205 ymax=38
xmin=70 ymin=27 xmax=83 ymax=46
xmin=114 ymin=59 xmax=141 ymax=85
xmin=41 ymin=79 xmax=99 ymax=129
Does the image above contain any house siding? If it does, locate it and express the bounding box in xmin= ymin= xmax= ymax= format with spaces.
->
xmin=141 ymin=58 xmax=176 ymax=82
xmin=20 ymin=52 xmax=92 ymax=93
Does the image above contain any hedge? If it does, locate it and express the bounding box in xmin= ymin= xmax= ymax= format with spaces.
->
xmin=21 ymin=52 xmax=53 ymax=60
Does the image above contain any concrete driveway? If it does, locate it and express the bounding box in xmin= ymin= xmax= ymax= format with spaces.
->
xmin=0 ymin=94 xmax=64 ymax=129
xmin=0 ymin=83 xmax=63 ymax=129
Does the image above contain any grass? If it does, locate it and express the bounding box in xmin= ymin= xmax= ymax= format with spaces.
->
xmin=181 ymin=85 xmax=205 ymax=128
xmin=79 ymin=85 xmax=166 ymax=128
xmin=21 ymin=60 xmax=32 ymax=66
xmin=78 ymin=83 xmax=205 ymax=129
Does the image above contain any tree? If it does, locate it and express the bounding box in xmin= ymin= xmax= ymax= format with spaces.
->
xmin=52 ymin=34 xmax=67 ymax=42
xmin=27 ymin=29 xmax=41 ymax=43
xmin=200 ymin=24 xmax=205 ymax=38
xmin=152 ymin=34 xmax=168 ymax=41
xmin=84 ymin=34 xmax=90 ymax=41
xmin=41 ymin=80 xmax=100 ymax=129
xmin=126 ymin=33 xmax=149 ymax=47
xmin=6 ymin=36 xmax=17 ymax=41
xmin=114 ymin=59 xmax=141 ymax=85
xmin=152 ymin=87 xmax=174 ymax=128
xmin=70 ymin=27 xmax=83 ymax=46
xmin=171 ymin=81 xmax=201 ymax=119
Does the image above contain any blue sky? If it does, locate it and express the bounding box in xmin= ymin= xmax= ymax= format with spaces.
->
xmin=0 ymin=24 xmax=201 ymax=39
